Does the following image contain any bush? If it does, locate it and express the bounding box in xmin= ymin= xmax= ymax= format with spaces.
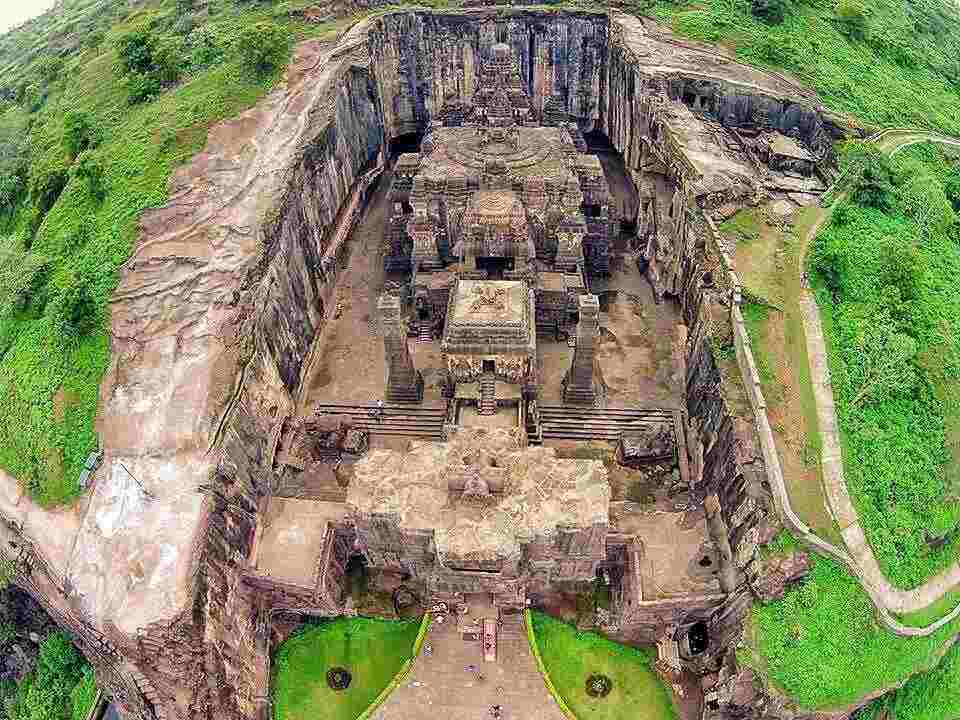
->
xmin=946 ymin=168 xmax=960 ymax=212
xmin=836 ymin=0 xmax=869 ymax=40
xmin=27 ymin=156 xmax=68 ymax=216
xmin=72 ymin=152 xmax=105 ymax=201
xmin=237 ymin=21 xmax=290 ymax=76
xmin=47 ymin=269 xmax=99 ymax=341
xmin=63 ymin=111 xmax=101 ymax=157
xmin=752 ymin=0 xmax=789 ymax=24
xmin=114 ymin=27 xmax=182 ymax=104
xmin=840 ymin=141 xmax=897 ymax=211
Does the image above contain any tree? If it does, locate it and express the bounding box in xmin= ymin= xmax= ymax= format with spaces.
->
xmin=839 ymin=140 xmax=897 ymax=211
xmin=114 ymin=27 xmax=182 ymax=104
xmin=846 ymin=321 xmax=918 ymax=407
xmin=47 ymin=269 xmax=99 ymax=340
xmin=237 ymin=21 xmax=290 ymax=77
xmin=896 ymin=169 xmax=956 ymax=240
xmin=752 ymin=0 xmax=789 ymax=24
xmin=836 ymin=0 xmax=869 ymax=40
xmin=0 ymin=111 xmax=29 ymax=212
xmin=945 ymin=167 xmax=960 ymax=212
xmin=73 ymin=152 xmax=105 ymax=201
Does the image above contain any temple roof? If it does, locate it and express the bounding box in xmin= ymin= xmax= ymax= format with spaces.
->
xmin=347 ymin=427 xmax=610 ymax=563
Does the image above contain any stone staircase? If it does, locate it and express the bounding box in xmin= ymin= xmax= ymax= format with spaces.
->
xmin=538 ymin=405 xmax=675 ymax=441
xmin=497 ymin=610 xmax=526 ymax=640
xmin=313 ymin=403 xmax=447 ymax=440
xmin=479 ymin=372 xmax=496 ymax=415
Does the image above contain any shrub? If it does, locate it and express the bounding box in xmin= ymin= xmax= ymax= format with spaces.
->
xmin=237 ymin=21 xmax=291 ymax=76
xmin=836 ymin=0 xmax=869 ymax=40
xmin=114 ymin=27 xmax=182 ymax=103
xmin=840 ymin=141 xmax=897 ymax=211
xmin=946 ymin=168 xmax=960 ymax=212
xmin=47 ymin=269 xmax=99 ymax=341
xmin=73 ymin=152 xmax=105 ymax=202
xmin=27 ymin=156 xmax=68 ymax=216
xmin=63 ymin=111 xmax=101 ymax=157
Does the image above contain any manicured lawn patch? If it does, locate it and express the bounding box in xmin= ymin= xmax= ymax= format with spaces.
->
xmin=530 ymin=611 xmax=675 ymax=720
xmin=271 ymin=616 xmax=422 ymax=720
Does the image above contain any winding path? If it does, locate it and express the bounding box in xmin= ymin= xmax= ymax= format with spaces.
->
xmin=781 ymin=128 xmax=960 ymax=635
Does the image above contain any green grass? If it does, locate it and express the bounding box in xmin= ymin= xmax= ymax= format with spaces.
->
xmin=0 ymin=0 xmax=352 ymax=505
xmin=70 ymin=665 xmax=98 ymax=720
xmin=748 ymin=547 xmax=960 ymax=709
xmin=271 ymin=616 xmax=422 ymax=720
xmin=529 ymin=611 xmax=675 ymax=720
xmin=646 ymin=0 xmax=960 ymax=135
xmin=719 ymin=208 xmax=762 ymax=244
xmin=742 ymin=301 xmax=774 ymax=389
xmin=860 ymin=640 xmax=960 ymax=720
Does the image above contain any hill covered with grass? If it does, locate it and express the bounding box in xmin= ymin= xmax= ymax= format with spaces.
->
xmin=0 ymin=0 xmax=348 ymax=505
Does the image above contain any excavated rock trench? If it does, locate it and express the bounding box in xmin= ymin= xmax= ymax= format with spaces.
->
xmin=0 ymin=8 xmax=864 ymax=720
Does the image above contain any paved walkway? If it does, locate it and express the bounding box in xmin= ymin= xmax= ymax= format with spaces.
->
xmin=372 ymin=601 xmax=567 ymax=720
xmin=788 ymin=130 xmax=960 ymax=630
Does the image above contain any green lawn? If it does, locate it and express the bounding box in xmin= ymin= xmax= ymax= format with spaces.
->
xmin=271 ymin=617 xmax=422 ymax=720
xmin=530 ymin=611 xmax=675 ymax=720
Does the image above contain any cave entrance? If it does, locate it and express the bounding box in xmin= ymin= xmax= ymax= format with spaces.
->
xmin=390 ymin=132 xmax=422 ymax=157
xmin=345 ymin=554 xmax=369 ymax=599
xmin=685 ymin=621 xmax=709 ymax=656
xmin=476 ymin=256 xmax=512 ymax=278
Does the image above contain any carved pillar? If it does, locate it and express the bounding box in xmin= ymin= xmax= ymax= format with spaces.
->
xmin=379 ymin=294 xmax=423 ymax=402
xmin=564 ymin=294 xmax=600 ymax=405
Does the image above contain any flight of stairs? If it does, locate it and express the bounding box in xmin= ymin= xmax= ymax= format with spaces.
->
xmin=313 ymin=403 xmax=447 ymax=439
xmin=497 ymin=611 xmax=526 ymax=641
xmin=538 ymin=405 xmax=675 ymax=441
xmin=479 ymin=372 xmax=496 ymax=415
xmin=417 ymin=323 xmax=432 ymax=343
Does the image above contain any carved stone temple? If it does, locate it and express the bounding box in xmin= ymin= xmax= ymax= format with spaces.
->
xmin=383 ymin=43 xmax=607 ymax=413
xmin=3 ymin=8 xmax=854 ymax=720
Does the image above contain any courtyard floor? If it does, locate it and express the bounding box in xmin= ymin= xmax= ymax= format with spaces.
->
xmin=372 ymin=596 xmax=567 ymax=720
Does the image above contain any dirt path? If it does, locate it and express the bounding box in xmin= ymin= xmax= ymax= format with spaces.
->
xmin=783 ymin=130 xmax=960 ymax=633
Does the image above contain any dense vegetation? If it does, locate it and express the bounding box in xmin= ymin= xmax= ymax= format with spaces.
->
xmin=530 ymin=611 xmax=675 ymax=720
xmin=0 ymin=0 xmax=342 ymax=505
xmin=270 ymin=617 xmax=421 ymax=720
xmin=808 ymin=142 xmax=960 ymax=588
xmin=644 ymin=0 xmax=960 ymax=135
xmin=0 ymin=631 xmax=97 ymax=720
xmin=748 ymin=535 xmax=960 ymax=709
xmin=860 ymin=640 xmax=960 ymax=720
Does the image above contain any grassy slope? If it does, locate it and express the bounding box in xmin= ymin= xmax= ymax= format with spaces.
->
xmin=861 ymin=640 xmax=960 ymax=720
xmin=747 ymin=546 xmax=960 ymax=710
xmin=0 ymin=0 xmax=347 ymax=505
xmin=530 ymin=611 xmax=675 ymax=720
xmin=270 ymin=617 xmax=421 ymax=720
xmin=810 ymin=144 xmax=960 ymax=589
xmin=647 ymin=0 xmax=960 ymax=134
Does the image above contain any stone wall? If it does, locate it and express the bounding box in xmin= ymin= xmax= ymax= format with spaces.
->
xmin=368 ymin=9 xmax=608 ymax=140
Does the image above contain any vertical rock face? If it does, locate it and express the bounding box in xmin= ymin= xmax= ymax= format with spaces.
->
xmin=368 ymin=10 xmax=608 ymax=140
